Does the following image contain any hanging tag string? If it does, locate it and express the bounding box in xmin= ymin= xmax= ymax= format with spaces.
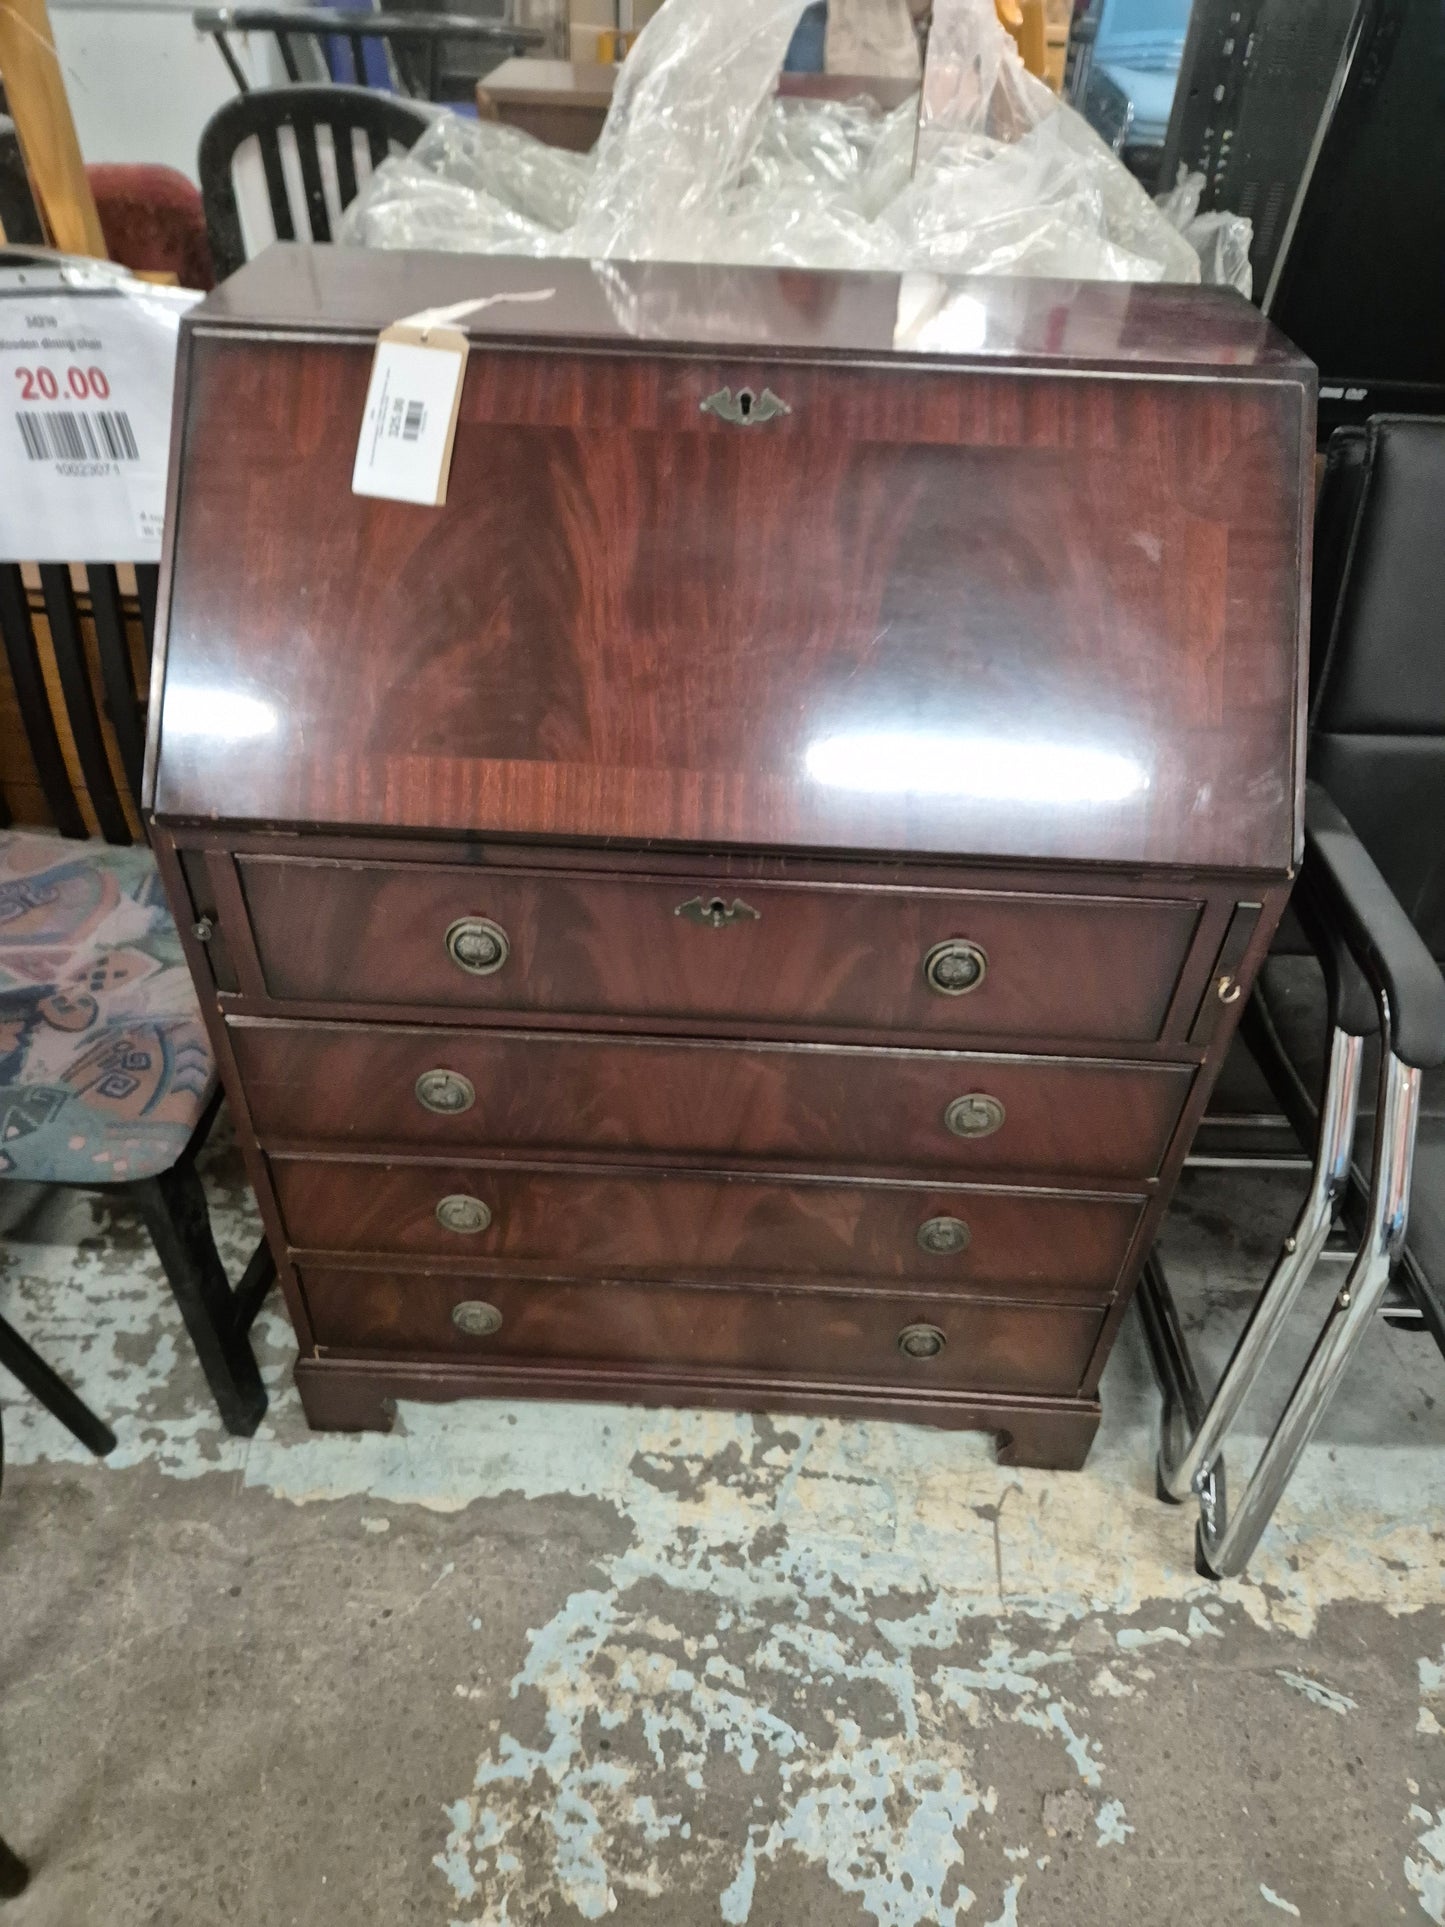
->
xmin=395 ymin=288 xmax=558 ymax=342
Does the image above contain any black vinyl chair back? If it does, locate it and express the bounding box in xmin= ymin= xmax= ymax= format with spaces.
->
xmin=1307 ymin=417 xmax=1445 ymax=960
xmin=0 ymin=563 xmax=157 ymax=845
xmin=198 ymin=83 xmax=432 ymax=279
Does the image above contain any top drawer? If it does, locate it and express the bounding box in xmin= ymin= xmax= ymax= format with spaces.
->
xmin=236 ymin=856 xmax=1199 ymax=1043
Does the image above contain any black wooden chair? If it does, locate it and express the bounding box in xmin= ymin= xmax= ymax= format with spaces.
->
xmin=198 ymin=81 xmax=433 ymax=278
xmin=1142 ymin=415 xmax=1445 ymax=1576
xmin=193 ymin=6 xmax=542 ymax=105
xmin=0 ymin=564 xmax=274 ymax=1447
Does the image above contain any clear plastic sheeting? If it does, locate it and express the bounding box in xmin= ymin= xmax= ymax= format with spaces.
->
xmin=1156 ymin=167 xmax=1255 ymax=298
xmin=339 ymin=115 xmax=593 ymax=255
xmin=339 ymin=0 xmax=1247 ymax=287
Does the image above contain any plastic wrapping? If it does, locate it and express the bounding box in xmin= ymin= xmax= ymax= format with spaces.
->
xmin=340 ymin=0 xmax=1246 ymax=287
xmin=340 ymin=115 xmax=592 ymax=254
xmin=1156 ymin=167 xmax=1255 ymax=298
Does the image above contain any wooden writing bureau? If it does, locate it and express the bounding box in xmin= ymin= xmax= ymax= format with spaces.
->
xmin=145 ymin=246 xmax=1313 ymax=1465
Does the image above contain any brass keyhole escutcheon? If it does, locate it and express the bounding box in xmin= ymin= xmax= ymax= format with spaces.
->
xmin=435 ymin=1194 xmax=492 ymax=1235
xmin=446 ymin=916 xmax=510 ymax=977
xmin=675 ymin=895 xmax=761 ymax=929
xmin=924 ymin=939 xmax=988 ymax=997
xmin=700 ymin=385 xmax=791 ymax=426
xmin=897 ymin=1323 xmax=947 ymax=1360
xmin=452 ymin=1300 xmax=502 ymax=1338
xmin=944 ymin=1093 xmax=1005 ymax=1140
xmin=415 ymin=1068 xmax=476 ymax=1115
xmin=917 ymin=1215 xmax=971 ymax=1256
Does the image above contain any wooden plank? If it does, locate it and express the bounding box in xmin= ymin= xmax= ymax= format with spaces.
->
xmin=0 ymin=0 xmax=106 ymax=256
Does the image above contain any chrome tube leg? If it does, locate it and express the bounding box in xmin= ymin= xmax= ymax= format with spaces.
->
xmin=1196 ymin=1052 xmax=1422 ymax=1578
xmin=1157 ymin=1027 xmax=1365 ymax=1503
xmin=1136 ymin=1252 xmax=1227 ymax=1530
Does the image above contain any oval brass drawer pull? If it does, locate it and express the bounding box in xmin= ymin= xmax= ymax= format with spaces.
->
xmin=924 ymin=938 xmax=987 ymax=996
xmin=436 ymin=1194 xmax=491 ymax=1234
xmin=446 ymin=916 xmax=510 ymax=977
xmin=943 ymin=1093 xmax=1005 ymax=1140
xmin=897 ymin=1322 xmax=946 ymax=1360
xmin=415 ymin=1068 xmax=476 ymax=1115
xmin=452 ymin=1300 xmax=502 ymax=1338
xmin=916 ymin=1215 xmax=971 ymax=1256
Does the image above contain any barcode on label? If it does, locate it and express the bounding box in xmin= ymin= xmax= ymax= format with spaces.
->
xmin=16 ymin=409 xmax=139 ymax=463
xmin=401 ymin=399 xmax=425 ymax=442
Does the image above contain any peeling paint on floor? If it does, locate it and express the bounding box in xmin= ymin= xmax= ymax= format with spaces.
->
xmin=1 ymin=1157 xmax=1444 ymax=1926
xmin=1260 ymin=1884 xmax=1302 ymax=1916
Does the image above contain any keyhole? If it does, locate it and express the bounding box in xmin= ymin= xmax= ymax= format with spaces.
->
xmin=737 ymin=389 xmax=754 ymax=419
xmin=707 ymin=897 xmax=729 ymax=925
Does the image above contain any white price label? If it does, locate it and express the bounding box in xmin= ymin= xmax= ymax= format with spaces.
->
xmin=0 ymin=264 xmax=200 ymax=563
xmin=351 ymin=329 xmax=467 ymax=507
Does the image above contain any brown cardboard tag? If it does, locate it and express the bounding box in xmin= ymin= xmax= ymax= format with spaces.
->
xmin=351 ymin=320 xmax=468 ymax=507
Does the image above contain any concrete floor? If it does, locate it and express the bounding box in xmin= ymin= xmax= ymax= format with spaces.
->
xmin=1 ymin=1140 xmax=1443 ymax=1927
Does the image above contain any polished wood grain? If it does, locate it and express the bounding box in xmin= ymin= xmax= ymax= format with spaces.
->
xmin=291 ymin=1352 xmax=1103 ymax=1466
xmin=300 ymin=1266 xmax=1105 ymax=1396
xmin=185 ymin=245 xmax=1311 ymax=369
xmin=150 ymin=253 xmax=1310 ymax=871
xmin=477 ymin=61 xmax=922 ymax=154
xmin=270 ymin=1155 xmax=1142 ymax=1298
xmin=147 ymin=254 xmax=1311 ymax=1462
xmin=233 ymin=1019 xmax=1193 ymax=1180
xmin=238 ymin=855 xmax=1201 ymax=1043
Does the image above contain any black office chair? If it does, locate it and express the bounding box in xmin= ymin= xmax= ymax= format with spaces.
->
xmin=1142 ymin=415 xmax=1445 ymax=1577
xmin=198 ymin=82 xmax=432 ymax=278
xmin=0 ymin=564 xmax=274 ymax=1443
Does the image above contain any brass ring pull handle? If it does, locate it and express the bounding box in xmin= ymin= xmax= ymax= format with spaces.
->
xmin=675 ymin=895 xmax=761 ymax=929
xmin=700 ymin=385 xmax=790 ymax=426
xmin=446 ymin=916 xmax=509 ymax=977
xmin=916 ymin=1215 xmax=971 ymax=1256
xmin=944 ymin=1093 xmax=1005 ymax=1140
xmin=415 ymin=1069 xmax=476 ymax=1115
xmin=897 ymin=1323 xmax=947 ymax=1360
xmin=924 ymin=939 xmax=987 ymax=996
xmin=452 ymin=1300 xmax=502 ymax=1338
xmin=435 ymin=1194 xmax=491 ymax=1234
xmin=1216 ymin=974 xmax=1243 ymax=1005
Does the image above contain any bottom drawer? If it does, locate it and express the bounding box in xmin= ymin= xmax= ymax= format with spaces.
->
xmin=300 ymin=1268 xmax=1104 ymax=1398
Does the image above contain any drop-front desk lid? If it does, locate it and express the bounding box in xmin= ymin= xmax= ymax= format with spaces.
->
xmin=148 ymin=245 xmax=1314 ymax=873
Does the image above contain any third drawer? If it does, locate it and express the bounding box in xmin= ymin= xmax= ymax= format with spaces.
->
xmin=232 ymin=1020 xmax=1193 ymax=1180
xmin=270 ymin=1157 xmax=1143 ymax=1300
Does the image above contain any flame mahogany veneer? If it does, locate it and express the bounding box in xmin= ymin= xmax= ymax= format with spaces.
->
xmin=146 ymin=245 xmax=1313 ymax=1467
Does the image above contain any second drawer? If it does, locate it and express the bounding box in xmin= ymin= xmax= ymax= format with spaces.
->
xmin=271 ymin=1157 xmax=1143 ymax=1300
xmin=233 ymin=1021 xmax=1193 ymax=1180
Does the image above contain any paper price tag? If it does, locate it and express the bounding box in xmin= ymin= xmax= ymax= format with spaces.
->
xmin=351 ymin=323 xmax=468 ymax=507
xmin=0 ymin=263 xmax=201 ymax=563
xmin=351 ymin=288 xmax=556 ymax=508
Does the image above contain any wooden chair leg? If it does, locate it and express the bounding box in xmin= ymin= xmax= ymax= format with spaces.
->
xmin=0 ymin=1832 xmax=28 ymax=1899
xmin=0 ymin=1313 xmax=117 ymax=1457
xmin=131 ymin=1167 xmax=267 ymax=1436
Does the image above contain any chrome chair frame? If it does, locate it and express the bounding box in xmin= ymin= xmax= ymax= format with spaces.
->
xmin=1138 ymin=783 xmax=1445 ymax=1578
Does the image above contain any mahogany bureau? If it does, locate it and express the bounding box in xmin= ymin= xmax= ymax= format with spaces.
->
xmin=144 ymin=245 xmax=1313 ymax=1467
